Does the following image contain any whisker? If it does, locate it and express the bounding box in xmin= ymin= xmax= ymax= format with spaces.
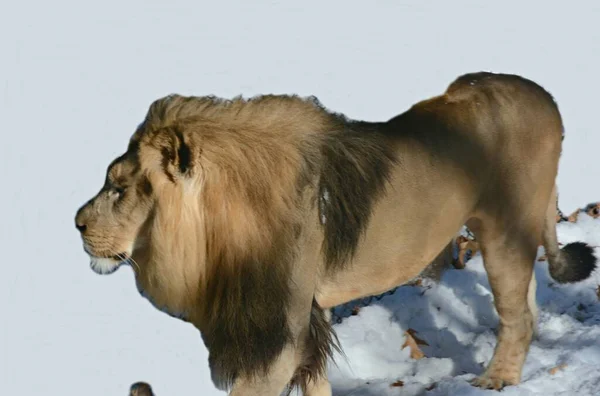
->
xmin=111 ymin=250 xmax=141 ymax=275
xmin=126 ymin=254 xmax=142 ymax=274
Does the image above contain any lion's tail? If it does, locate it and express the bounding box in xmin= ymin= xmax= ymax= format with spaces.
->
xmin=542 ymin=185 xmax=597 ymax=283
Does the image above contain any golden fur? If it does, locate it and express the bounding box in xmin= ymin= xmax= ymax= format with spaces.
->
xmin=76 ymin=72 xmax=596 ymax=395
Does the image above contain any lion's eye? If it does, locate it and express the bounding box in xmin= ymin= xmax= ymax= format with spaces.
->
xmin=110 ymin=187 xmax=126 ymax=199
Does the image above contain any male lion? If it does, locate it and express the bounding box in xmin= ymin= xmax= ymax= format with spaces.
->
xmin=75 ymin=72 xmax=596 ymax=395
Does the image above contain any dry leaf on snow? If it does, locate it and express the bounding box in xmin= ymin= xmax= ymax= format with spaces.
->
xmin=402 ymin=328 xmax=429 ymax=360
xmin=453 ymin=235 xmax=480 ymax=269
xmin=548 ymin=364 xmax=568 ymax=375
xmin=567 ymin=209 xmax=580 ymax=223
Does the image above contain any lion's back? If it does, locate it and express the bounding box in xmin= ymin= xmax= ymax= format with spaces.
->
xmin=386 ymin=72 xmax=564 ymax=148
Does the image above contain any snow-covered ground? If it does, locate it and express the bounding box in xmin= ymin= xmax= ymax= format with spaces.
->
xmin=2 ymin=1 xmax=600 ymax=395
xmin=328 ymin=214 xmax=600 ymax=396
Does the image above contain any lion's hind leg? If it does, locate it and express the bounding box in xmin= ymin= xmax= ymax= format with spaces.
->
xmin=468 ymin=215 xmax=541 ymax=390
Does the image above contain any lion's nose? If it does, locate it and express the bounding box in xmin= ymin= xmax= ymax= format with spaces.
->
xmin=75 ymin=205 xmax=90 ymax=234
xmin=75 ymin=222 xmax=87 ymax=233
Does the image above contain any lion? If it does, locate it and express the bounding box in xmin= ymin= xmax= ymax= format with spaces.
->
xmin=75 ymin=72 xmax=596 ymax=395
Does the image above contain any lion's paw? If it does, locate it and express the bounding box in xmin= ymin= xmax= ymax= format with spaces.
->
xmin=470 ymin=375 xmax=516 ymax=391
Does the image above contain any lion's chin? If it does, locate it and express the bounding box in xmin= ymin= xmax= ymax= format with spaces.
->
xmin=90 ymin=257 xmax=122 ymax=275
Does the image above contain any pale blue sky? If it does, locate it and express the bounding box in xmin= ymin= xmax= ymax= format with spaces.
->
xmin=2 ymin=1 xmax=599 ymax=395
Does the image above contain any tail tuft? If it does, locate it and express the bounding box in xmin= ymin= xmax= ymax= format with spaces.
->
xmin=549 ymin=242 xmax=597 ymax=283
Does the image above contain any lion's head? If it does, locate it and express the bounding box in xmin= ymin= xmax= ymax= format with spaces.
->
xmin=74 ymin=148 xmax=152 ymax=274
xmin=73 ymin=118 xmax=201 ymax=277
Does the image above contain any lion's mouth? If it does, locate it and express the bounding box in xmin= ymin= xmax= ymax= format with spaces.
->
xmin=109 ymin=253 xmax=128 ymax=261
xmin=84 ymin=244 xmax=129 ymax=261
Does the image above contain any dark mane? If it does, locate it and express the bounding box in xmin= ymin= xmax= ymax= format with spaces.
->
xmin=319 ymin=120 xmax=398 ymax=270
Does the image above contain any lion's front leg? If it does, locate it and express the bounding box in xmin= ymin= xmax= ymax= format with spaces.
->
xmin=228 ymin=345 xmax=299 ymax=396
xmin=301 ymin=308 xmax=333 ymax=396
xmin=304 ymin=375 xmax=332 ymax=396
xmin=226 ymin=301 xmax=337 ymax=396
xmin=227 ymin=350 xmax=333 ymax=396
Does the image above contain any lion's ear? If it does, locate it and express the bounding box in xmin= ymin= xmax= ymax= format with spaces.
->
xmin=139 ymin=126 xmax=194 ymax=181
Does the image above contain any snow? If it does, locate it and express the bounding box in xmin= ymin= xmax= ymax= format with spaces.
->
xmin=2 ymin=0 xmax=600 ymax=395
xmin=328 ymin=213 xmax=600 ymax=395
